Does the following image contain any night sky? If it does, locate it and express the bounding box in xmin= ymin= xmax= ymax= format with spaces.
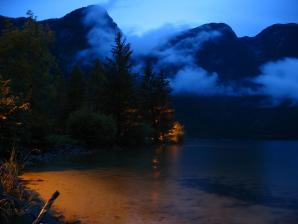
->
xmin=0 ymin=0 xmax=298 ymax=36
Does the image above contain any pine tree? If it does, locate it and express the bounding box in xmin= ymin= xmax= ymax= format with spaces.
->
xmin=50 ymin=71 xmax=68 ymax=128
xmin=138 ymin=62 xmax=155 ymax=124
xmin=138 ymin=64 xmax=176 ymax=142
xmin=0 ymin=11 xmax=59 ymax=146
xmin=0 ymin=11 xmax=56 ymax=113
xmin=0 ymin=76 xmax=29 ymax=152
xmin=66 ymin=65 xmax=86 ymax=114
xmin=105 ymin=32 xmax=136 ymax=142
xmin=152 ymin=70 xmax=174 ymax=142
xmin=87 ymin=59 xmax=108 ymax=112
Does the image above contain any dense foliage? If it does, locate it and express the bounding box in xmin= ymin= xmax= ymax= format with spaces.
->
xmin=0 ymin=13 xmax=183 ymax=154
xmin=67 ymin=110 xmax=116 ymax=147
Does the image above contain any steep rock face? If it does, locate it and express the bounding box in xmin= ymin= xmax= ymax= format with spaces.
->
xmin=1 ymin=8 xmax=297 ymax=78
xmin=1 ymin=7 xmax=298 ymax=138
xmin=0 ymin=15 xmax=27 ymax=29
xmin=0 ymin=6 xmax=119 ymax=71
xmin=192 ymin=23 xmax=258 ymax=81
xmin=155 ymin=23 xmax=298 ymax=82
xmin=41 ymin=6 xmax=119 ymax=70
xmin=240 ymin=23 xmax=298 ymax=63
xmin=165 ymin=23 xmax=237 ymax=48
xmin=40 ymin=8 xmax=92 ymax=68
xmin=152 ymin=22 xmax=298 ymax=138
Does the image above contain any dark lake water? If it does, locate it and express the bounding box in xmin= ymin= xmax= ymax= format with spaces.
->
xmin=22 ymin=140 xmax=298 ymax=224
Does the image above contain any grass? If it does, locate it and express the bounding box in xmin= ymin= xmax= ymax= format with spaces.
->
xmin=0 ymin=149 xmax=33 ymax=224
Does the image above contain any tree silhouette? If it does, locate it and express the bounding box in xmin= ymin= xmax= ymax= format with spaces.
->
xmin=105 ymin=32 xmax=136 ymax=142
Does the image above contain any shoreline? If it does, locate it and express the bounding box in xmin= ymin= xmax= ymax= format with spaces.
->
xmin=0 ymin=146 xmax=87 ymax=224
xmin=1 ymin=166 xmax=61 ymax=224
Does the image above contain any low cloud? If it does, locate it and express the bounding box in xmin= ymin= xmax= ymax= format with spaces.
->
xmin=155 ymin=29 xmax=222 ymax=68
xmin=253 ymin=58 xmax=298 ymax=105
xmin=154 ymin=28 xmax=228 ymax=95
xmin=170 ymin=66 xmax=220 ymax=95
xmin=127 ymin=24 xmax=189 ymax=56
xmin=169 ymin=66 xmax=236 ymax=96
xmin=76 ymin=7 xmax=298 ymax=107
xmin=77 ymin=5 xmax=119 ymax=62
xmin=169 ymin=57 xmax=298 ymax=106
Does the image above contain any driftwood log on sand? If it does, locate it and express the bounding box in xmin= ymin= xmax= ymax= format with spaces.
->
xmin=32 ymin=191 xmax=60 ymax=224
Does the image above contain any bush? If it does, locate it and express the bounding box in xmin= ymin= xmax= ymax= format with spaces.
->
xmin=121 ymin=122 xmax=154 ymax=146
xmin=46 ymin=134 xmax=77 ymax=147
xmin=67 ymin=110 xmax=117 ymax=147
xmin=164 ymin=122 xmax=184 ymax=144
xmin=27 ymin=113 xmax=51 ymax=145
xmin=0 ymin=149 xmax=26 ymax=224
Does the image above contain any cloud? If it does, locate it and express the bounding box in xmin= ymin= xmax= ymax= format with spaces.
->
xmin=154 ymin=29 xmax=222 ymax=69
xmin=75 ymin=6 xmax=298 ymax=107
xmin=77 ymin=5 xmax=119 ymax=62
xmin=170 ymin=66 xmax=219 ymax=95
xmin=153 ymin=28 xmax=227 ymax=95
xmin=98 ymin=0 xmax=118 ymax=10
xmin=129 ymin=24 xmax=223 ymax=79
xmin=253 ymin=58 xmax=298 ymax=105
xmin=169 ymin=66 xmax=236 ymax=96
xmin=169 ymin=57 xmax=298 ymax=106
xmin=127 ymin=24 xmax=189 ymax=56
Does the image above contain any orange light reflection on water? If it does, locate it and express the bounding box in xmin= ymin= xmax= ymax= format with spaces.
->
xmin=21 ymin=146 xmax=296 ymax=224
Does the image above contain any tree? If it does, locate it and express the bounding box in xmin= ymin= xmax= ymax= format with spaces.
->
xmin=105 ymin=32 xmax=137 ymax=142
xmin=66 ymin=65 xmax=86 ymax=114
xmin=151 ymin=70 xmax=174 ymax=141
xmin=138 ymin=65 xmax=175 ymax=142
xmin=87 ymin=59 xmax=108 ymax=112
xmin=0 ymin=76 xmax=29 ymax=153
xmin=67 ymin=110 xmax=116 ymax=147
xmin=164 ymin=121 xmax=184 ymax=143
xmin=0 ymin=11 xmax=59 ymax=146
xmin=0 ymin=11 xmax=56 ymax=113
xmin=138 ymin=62 xmax=155 ymax=124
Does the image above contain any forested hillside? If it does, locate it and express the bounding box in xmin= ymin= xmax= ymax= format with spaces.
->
xmin=0 ymin=12 xmax=183 ymax=156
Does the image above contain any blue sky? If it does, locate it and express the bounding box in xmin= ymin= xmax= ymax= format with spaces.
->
xmin=0 ymin=0 xmax=298 ymax=36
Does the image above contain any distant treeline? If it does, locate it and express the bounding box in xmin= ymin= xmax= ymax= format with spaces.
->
xmin=174 ymin=95 xmax=298 ymax=139
xmin=0 ymin=12 xmax=183 ymax=155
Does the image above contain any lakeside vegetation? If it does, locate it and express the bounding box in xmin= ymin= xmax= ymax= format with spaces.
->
xmin=0 ymin=11 xmax=183 ymax=222
xmin=0 ymin=150 xmax=24 ymax=224
xmin=0 ymin=11 xmax=183 ymax=156
xmin=0 ymin=149 xmax=62 ymax=224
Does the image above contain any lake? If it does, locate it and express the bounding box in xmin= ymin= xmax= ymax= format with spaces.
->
xmin=22 ymin=140 xmax=298 ymax=224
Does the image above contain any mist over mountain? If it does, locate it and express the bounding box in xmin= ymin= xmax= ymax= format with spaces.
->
xmin=1 ymin=6 xmax=119 ymax=70
xmin=1 ymin=5 xmax=297 ymax=138
xmin=144 ymin=22 xmax=298 ymax=99
xmin=1 ymin=6 xmax=297 ymax=83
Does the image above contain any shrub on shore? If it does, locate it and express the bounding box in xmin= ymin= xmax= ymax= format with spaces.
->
xmin=0 ymin=150 xmax=27 ymax=223
xmin=121 ymin=122 xmax=154 ymax=146
xmin=0 ymin=149 xmax=61 ymax=224
xmin=46 ymin=134 xmax=77 ymax=147
xmin=67 ymin=110 xmax=117 ymax=147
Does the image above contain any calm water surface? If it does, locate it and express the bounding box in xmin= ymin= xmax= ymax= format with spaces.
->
xmin=22 ymin=140 xmax=298 ymax=224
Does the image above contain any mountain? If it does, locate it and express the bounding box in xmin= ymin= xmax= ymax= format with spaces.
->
xmin=1 ymin=7 xmax=297 ymax=138
xmin=0 ymin=6 xmax=119 ymax=71
xmin=1 ymin=8 xmax=297 ymax=78
xmin=241 ymin=23 xmax=298 ymax=63
xmin=147 ymin=22 xmax=298 ymax=138
xmin=151 ymin=22 xmax=298 ymax=82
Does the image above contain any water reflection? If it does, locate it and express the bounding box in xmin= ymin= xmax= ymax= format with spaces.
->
xmin=22 ymin=140 xmax=298 ymax=224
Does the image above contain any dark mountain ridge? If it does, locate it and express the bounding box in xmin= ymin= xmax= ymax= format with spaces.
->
xmin=241 ymin=23 xmax=298 ymax=63
xmin=1 ymin=7 xmax=297 ymax=139
xmin=0 ymin=6 xmax=119 ymax=71
xmin=1 ymin=8 xmax=297 ymax=78
xmin=154 ymin=22 xmax=298 ymax=82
